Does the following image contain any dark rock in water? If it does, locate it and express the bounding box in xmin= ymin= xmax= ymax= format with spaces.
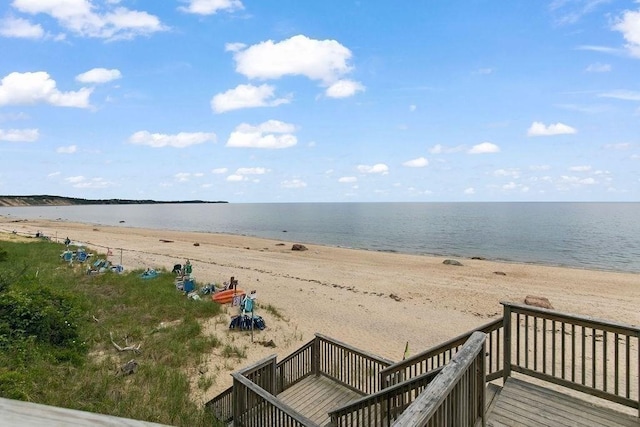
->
xmin=443 ymin=259 xmax=463 ymax=266
xmin=494 ymin=271 xmax=507 ymax=276
xmin=119 ymin=220 xmax=125 ymax=223
xmin=291 ymin=244 xmax=308 ymax=251
xmin=524 ymin=295 xmax=554 ymax=310
xmin=471 ymin=256 xmax=486 ymax=260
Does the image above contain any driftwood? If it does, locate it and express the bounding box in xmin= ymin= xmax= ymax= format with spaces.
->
xmin=110 ymin=332 xmax=141 ymax=353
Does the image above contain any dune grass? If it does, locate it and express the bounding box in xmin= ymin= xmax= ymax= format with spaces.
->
xmin=0 ymin=238 xmax=224 ymax=426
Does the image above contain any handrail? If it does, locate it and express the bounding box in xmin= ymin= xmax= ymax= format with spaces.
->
xmin=231 ymin=372 xmax=318 ymax=426
xmin=237 ymin=354 xmax=278 ymax=395
xmin=392 ymin=332 xmax=487 ymax=427
xmin=276 ymin=338 xmax=315 ymax=393
xmin=502 ymin=301 xmax=639 ymax=415
xmin=316 ymin=334 xmax=394 ymax=395
xmin=380 ymin=317 xmax=503 ymax=388
xmin=501 ymin=301 xmax=640 ymax=335
xmin=316 ymin=333 xmax=395 ymax=366
xmin=204 ymin=384 xmax=233 ymax=423
xmin=329 ymin=367 xmax=443 ymax=427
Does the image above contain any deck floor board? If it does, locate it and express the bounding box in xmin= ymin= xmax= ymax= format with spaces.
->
xmin=487 ymin=378 xmax=639 ymax=427
xmin=278 ymin=375 xmax=363 ymax=427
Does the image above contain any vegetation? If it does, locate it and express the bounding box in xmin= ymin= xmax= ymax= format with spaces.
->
xmin=0 ymin=239 xmax=225 ymax=426
xmin=0 ymin=195 xmax=227 ymax=207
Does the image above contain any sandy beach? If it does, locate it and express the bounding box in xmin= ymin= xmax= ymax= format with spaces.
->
xmin=1 ymin=216 xmax=638 ymax=403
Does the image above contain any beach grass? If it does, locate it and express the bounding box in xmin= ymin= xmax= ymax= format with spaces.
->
xmin=0 ymin=239 xmax=224 ymax=426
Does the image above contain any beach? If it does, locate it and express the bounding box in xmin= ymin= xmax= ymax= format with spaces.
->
xmin=1 ymin=216 xmax=639 ymax=403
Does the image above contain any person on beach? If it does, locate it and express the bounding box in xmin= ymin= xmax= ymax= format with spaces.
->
xmin=64 ymin=237 xmax=71 ymax=246
xmin=184 ymin=259 xmax=192 ymax=277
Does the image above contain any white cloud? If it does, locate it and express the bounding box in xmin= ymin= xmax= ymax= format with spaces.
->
xmin=226 ymin=174 xmax=246 ymax=182
xmin=558 ymin=175 xmax=597 ymax=186
xmin=231 ymin=34 xmax=354 ymax=84
xmin=57 ymin=145 xmax=77 ymax=154
xmin=281 ymin=179 xmax=307 ymax=188
xmin=11 ymin=0 xmax=166 ymax=40
xmin=603 ymin=142 xmax=632 ymax=150
xmin=493 ymin=168 xmax=520 ymax=178
xmin=211 ymin=83 xmax=289 ymax=113
xmin=527 ymin=121 xmax=577 ymax=136
xmin=501 ymin=182 xmax=530 ymax=192
xmin=128 ymin=131 xmax=216 ymax=148
xmin=464 ymin=187 xmax=475 ymax=195
xmin=179 ymin=0 xmax=243 ymax=15
xmin=598 ymin=90 xmax=640 ymax=101
xmin=550 ymin=0 xmax=609 ymax=25
xmin=325 ymin=79 xmax=365 ymax=98
xmin=211 ymin=167 xmax=228 ymax=174
xmin=65 ymin=175 xmax=85 ymax=184
xmin=402 ymin=157 xmax=428 ymax=168
xmin=409 ymin=105 xmax=417 ymax=112
xmin=76 ymin=68 xmax=122 ymax=84
xmin=0 ymin=16 xmax=44 ymax=38
xmin=236 ymin=167 xmax=268 ymax=175
xmin=613 ymin=7 xmax=640 ymax=58
xmin=0 ymin=128 xmax=39 ymax=142
xmin=585 ymin=63 xmax=611 ymax=72
xmin=429 ymin=144 xmax=465 ymax=154
xmin=468 ymin=142 xmax=500 ymax=154
xmin=175 ymin=172 xmax=193 ymax=182
xmin=338 ymin=176 xmax=357 ymax=183
xmin=569 ymin=165 xmax=592 ymax=172
xmin=226 ymin=120 xmax=297 ymax=149
xmin=357 ymin=164 xmax=389 ymax=174
xmin=0 ymin=71 xmax=92 ymax=108
xmin=63 ymin=175 xmax=113 ymax=188
xmin=530 ymin=164 xmax=552 ymax=171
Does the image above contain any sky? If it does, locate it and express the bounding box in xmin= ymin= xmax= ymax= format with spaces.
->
xmin=0 ymin=0 xmax=639 ymax=203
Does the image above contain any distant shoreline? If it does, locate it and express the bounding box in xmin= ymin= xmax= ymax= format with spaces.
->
xmin=0 ymin=195 xmax=228 ymax=207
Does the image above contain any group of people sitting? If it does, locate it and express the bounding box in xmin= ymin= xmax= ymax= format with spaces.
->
xmin=171 ymin=259 xmax=193 ymax=278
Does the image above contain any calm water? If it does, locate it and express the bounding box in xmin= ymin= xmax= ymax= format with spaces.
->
xmin=1 ymin=202 xmax=639 ymax=273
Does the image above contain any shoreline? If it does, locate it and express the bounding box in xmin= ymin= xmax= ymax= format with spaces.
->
xmin=2 ymin=214 xmax=635 ymax=276
xmin=1 ymin=215 xmax=639 ymax=402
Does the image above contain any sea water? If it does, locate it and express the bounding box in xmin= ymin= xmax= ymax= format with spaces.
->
xmin=1 ymin=202 xmax=639 ymax=274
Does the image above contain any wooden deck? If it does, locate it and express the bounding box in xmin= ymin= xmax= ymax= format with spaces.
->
xmin=487 ymin=378 xmax=639 ymax=427
xmin=278 ymin=375 xmax=364 ymax=426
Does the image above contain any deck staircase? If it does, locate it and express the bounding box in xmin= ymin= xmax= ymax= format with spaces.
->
xmin=206 ymin=302 xmax=639 ymax=426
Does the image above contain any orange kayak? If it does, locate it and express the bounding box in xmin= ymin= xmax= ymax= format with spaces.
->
xmin=212 ymin=288 xmax=246 ymax=304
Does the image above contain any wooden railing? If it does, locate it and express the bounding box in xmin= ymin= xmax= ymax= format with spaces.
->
xmin=379 ymin=318 xmax=503 ymax=389
xmin=316 ymin=333 xmax=395 ymax=395
xmin=231 ymin=372 xmax=316 ymax=427
xmin=503 ymin=302 xmax=640 ymax=414
xmin=329 ymin=367 xmax=443 ymax=427
xmin=392 ymin=331 xmax=487 ymax=427
xmin=204 ymin=384 xmax=233 ymax=423
xmin=276 ymin=338 xmax=315 ymax=393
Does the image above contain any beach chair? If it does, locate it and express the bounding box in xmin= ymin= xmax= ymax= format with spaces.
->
xmin=76 ymin=250 xmax=88 ymax=263
xmin=61 ymin=251 xmax=73 ymax=263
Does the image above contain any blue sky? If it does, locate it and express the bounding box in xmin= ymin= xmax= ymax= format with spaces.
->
xmin=0 ymin=0 xmax=639 ymax=202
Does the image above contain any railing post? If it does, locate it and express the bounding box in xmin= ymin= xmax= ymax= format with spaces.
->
xmin=502 ymin=303 xmax=512 ymax=384
xmin=480 ymin=339 xmax=487 ymax=427
xmin=313 ymin=334 xmax=320 ymax=376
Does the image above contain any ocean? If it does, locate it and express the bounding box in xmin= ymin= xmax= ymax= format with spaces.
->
xmin=1 ymin=202 xmax=639 ymax=274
